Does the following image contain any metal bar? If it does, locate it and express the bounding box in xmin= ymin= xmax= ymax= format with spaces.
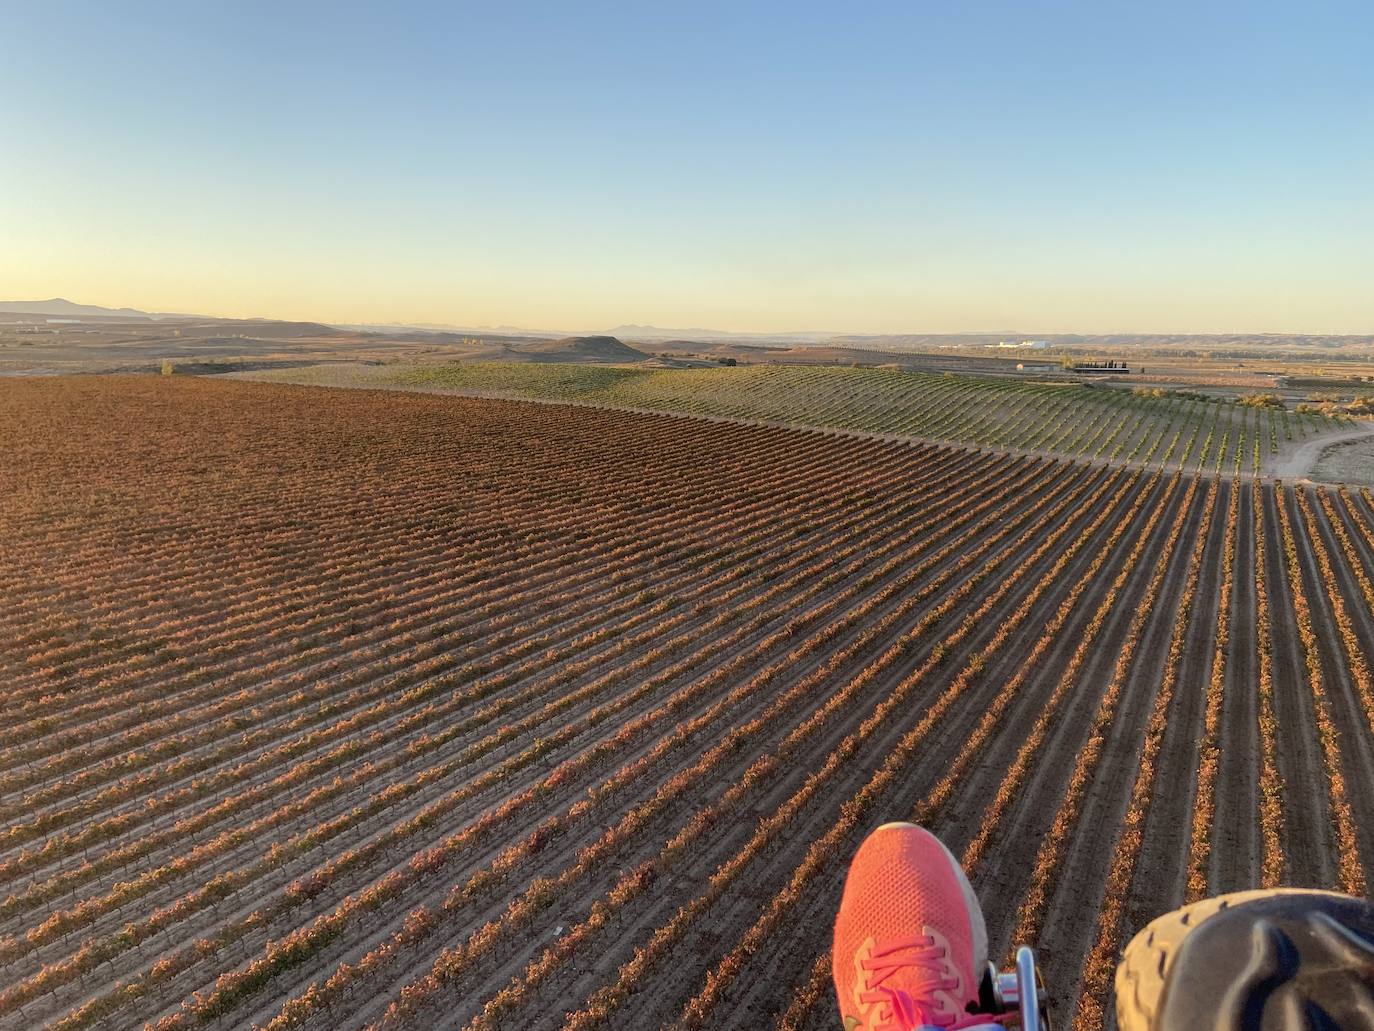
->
xmin=1016 ymin=946 xmax=1041 ymax=1031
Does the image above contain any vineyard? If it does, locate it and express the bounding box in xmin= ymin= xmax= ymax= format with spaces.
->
xmin=4 ymin=374 xmax=1374 ymax=1031
xmin=253 ymin=361 xmax=1352 ymax=477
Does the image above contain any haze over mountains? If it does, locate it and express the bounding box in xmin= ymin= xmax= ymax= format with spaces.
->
xmin=0 ymin=299 xmax=829 ymax=340
xmin=0 ymin=298 xmax=197 ymax=319
xmin=346 ymin=320 xmax=839 ymax=344
xmin=4 ymin=300 xmax=1373 ymax=356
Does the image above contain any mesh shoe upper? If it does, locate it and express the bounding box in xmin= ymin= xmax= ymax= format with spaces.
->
xmin=833 ymin=822 xmax=993 ymax=1030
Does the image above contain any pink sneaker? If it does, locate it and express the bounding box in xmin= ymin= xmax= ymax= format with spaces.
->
xmin=833 ymin=822 xmax=1000 ymax=1030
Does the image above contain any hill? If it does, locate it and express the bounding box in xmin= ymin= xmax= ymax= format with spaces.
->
xmin=510 ymin=335 xmax=651 ymax=362
xmin=0 ymin=297 xmax=149 ymax=317
xmin=171 ymin=318 xmax=344 ymax=339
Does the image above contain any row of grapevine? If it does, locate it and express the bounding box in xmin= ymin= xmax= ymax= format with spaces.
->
xmin=10 ymin=453 xmax=1044 ymax=1028
xmin=369 ymin=456 xmax=1137 ymax=1029
xmin=1272 ymin=488 xmax=1365 ymax=895
xmin=5 ymin=375 xmax=1373 ymax=1031
xmin=256 ymin=362 xmax=1351 ymax=475
xmin=671 ymin=468 xmax=1169 ymax=1028
xmin=1071 ymin=479 xmax=1220 ymax=1031
xmin=68 ymin=455 xmax=1069 ymax=1028
xmin=1185 ymin=477 xmax=1241 ymax=899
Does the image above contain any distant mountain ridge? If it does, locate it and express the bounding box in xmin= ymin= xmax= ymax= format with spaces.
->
xmin=9 ymin=301 xmax=1369 ymax=351
xmin=344 ymin=320 xmax=838 ymax=344
xmin=0 ymin=298 xmax=200 ymax=319
xmin=604 ymin=324 xmax=832 ymax=343
xmin=0 ymin=298 xmax=146 ymax=316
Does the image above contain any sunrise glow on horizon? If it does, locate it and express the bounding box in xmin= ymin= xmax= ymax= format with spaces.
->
xmin=2 ymin=1 xmax=1371 ymax=334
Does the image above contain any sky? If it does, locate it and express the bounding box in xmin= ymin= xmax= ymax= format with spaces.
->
xmin=1 ymin=1 xmax=1371 ymax=334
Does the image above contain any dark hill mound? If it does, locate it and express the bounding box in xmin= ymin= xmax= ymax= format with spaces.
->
xmin=513 ymin=336 xmax=650 ymax=362
xmin=177 ymin=320 xmax=343 ymax=339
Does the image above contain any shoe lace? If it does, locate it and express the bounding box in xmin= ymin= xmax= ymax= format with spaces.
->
xmin=858 ymin=936 xmax=1009 ymax=1031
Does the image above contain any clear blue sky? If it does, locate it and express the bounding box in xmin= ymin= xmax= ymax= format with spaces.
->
xmin=2 ymin=1 xmax=1371 ymax=333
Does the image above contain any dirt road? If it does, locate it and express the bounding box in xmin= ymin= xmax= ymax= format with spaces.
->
xmin=1271 ymin=423 xmax=1374 ymax=481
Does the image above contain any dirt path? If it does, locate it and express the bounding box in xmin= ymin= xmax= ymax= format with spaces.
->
xmin=1313 ymin=435 xmax=1374 ymax=486
xmin=1016 ymin=480 xmax=1203 ymax=1009
xmin=1271 ymin=423 xmax=1374 ymax=481
xmin=1212 ymin=485 xmax=1261 ymax=893
xmin=1261 ymin=487 xmax=1338 ymax=887
xmin=1126 ymin=481 xmax=1229 ymax=909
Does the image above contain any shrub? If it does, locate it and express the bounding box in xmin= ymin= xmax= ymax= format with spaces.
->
xmin=1238 ymin=393 xmax=1284 ymax=409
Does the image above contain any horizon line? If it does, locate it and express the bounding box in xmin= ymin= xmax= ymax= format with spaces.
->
xmin=2 ymin=297 xmax=1371 ymax=340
